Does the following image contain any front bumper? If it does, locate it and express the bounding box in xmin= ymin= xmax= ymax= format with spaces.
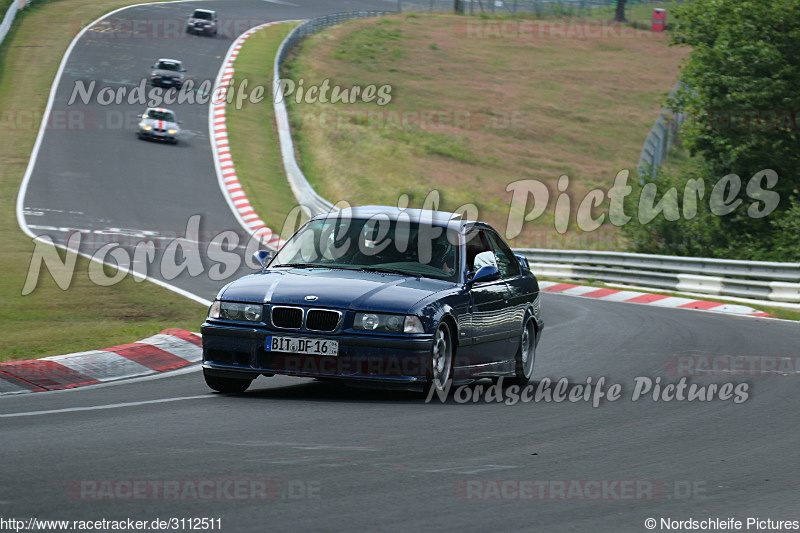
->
xmin=187 ymin=23 xmax=213 ymax=34
xmin=201 ymin=322 xmax=434 ymax=384
xmin=151 ymin=77 xmax=183 ymax=88
xmin=138 ymin=129 xmax=178 ymax=142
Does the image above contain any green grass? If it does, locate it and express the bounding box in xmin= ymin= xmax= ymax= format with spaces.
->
xmin=0 ymin=0 xmax=14 ymax=17
xmin=279 ymin=13 xmax=686 ymax=249
xmin=0 ymin=0 xmax=207 ymax=361
xmin=225 ymin=22 xmax=304 ymax=238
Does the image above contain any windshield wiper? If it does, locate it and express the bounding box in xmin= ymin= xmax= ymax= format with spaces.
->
xmin=358 ymin=266 xmax=412 ymax=276
xmin=277 ymin=262 xmax=321 ymax=268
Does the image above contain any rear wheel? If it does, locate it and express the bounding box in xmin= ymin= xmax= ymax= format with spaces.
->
xmin=426 ymin=322 xmax=453 ymax=394
xmin=510 ymin=316 xmax=536 ymax=386
xmin=203 ymin=369 xmax=252 ymax=393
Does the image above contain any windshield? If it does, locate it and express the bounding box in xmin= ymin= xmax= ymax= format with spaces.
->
xmin=193 ymin=10 xmax=212 ymax=20
xmin=145 ymin=110 xmax=175 ymax=122
xmin=271 ymin=217 xmax=461 ymax=281
xmin=156 ymin=61 xmax=180 ymax=71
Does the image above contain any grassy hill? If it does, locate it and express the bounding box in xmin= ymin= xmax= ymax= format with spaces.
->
xmin=279 ymin=13 xmax=687 ymax=249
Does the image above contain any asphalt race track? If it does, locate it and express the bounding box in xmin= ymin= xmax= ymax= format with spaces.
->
xmin=19 ymin=0 xmax=394 ymax=301
xmin=7 ymin=1 xmax=800 ymax=531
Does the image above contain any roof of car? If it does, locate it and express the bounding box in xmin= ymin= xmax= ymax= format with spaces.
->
xmin=311 ymin=205 xmax=486 ymax=232
xmin=156 ymin=58 xmax=181 ymax=64
xmin=193 ymin=9 xmax=215 ymax=14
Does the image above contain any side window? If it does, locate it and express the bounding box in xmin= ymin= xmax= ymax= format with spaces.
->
xmin=464 ymin=230 xmax=495 ymax=272
xmin=486 ymin=232 xmax=520 ymax=278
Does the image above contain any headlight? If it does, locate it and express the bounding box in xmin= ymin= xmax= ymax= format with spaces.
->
xmin=208 ymin=301 xmax=263 ymax=322
xmin=168 ymin=129 xmax=178 ymax=134
xmin=403 ymin=316 xmax=424 ymax=333
xmin=141 ymin=124 xmax=152 ymax=130
xmin=354 ymin=313 xmax=424 ymax=333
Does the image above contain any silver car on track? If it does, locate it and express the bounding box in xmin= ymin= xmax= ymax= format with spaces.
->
xmin=150 ymin=59 xmax=185 ymax=88
xmin=137 ymin=107 xmax=181 ymax=144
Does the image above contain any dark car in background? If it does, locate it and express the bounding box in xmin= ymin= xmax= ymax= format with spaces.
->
xmin=150 ymin=59 xmax=185 ymax=88
xmin=186 ymin=9 xmax=217 ymax=36
xmin=201 ymin=206 xmax=543 ymax=394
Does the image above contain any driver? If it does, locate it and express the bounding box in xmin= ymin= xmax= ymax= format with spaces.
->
xmin=431 ymin=239 xmax=455 ymax=275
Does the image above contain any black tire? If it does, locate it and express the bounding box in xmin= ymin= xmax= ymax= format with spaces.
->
xmin=509 ymin=316 xmax=536 ymax=386
xmin=203 ymin=369 xmax=252 ymax=393
xmin=425 ymin=321 xmax=453 ymax=394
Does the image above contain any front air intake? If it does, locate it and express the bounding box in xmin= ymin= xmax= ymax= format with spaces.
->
xmin=306 ymin=309 xmax=341 ymax=332
xmin=271 ymin=306 xmax=302 ymax=329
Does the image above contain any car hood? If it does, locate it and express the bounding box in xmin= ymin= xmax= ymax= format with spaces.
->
xmin=152 ymin=69 xmax=184 ymax=79
xmin=219 ymin=268 xmax=454 ymax=313
xmin=189 ymin=17 xmax=212 ymax=23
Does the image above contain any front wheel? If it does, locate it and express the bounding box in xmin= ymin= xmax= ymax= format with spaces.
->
xmin=510 ymin=317 xmax=536 ymax=386
xmin=204 ymin=369 xmax=252 ymax=393
xmin=426 ymin=322 xmax=453 ymax=394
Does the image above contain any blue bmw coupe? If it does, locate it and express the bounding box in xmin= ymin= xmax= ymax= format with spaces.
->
xmin=201 ymin=206 xmax=543 ymax=393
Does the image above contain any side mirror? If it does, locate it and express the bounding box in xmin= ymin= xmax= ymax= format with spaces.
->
xmin=467 ymin=265 xmax=500 ymax=286
xmin=253 ymin=250 xmax=273 ymax=269
xmin=514 ymin=253 xmax=530 ymax=271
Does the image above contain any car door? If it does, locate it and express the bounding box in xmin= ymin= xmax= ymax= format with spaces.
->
xmin=485 ymin=230 xmax=530 ymax=355
xmin=462 ymin=229 xmax=511 ymax=365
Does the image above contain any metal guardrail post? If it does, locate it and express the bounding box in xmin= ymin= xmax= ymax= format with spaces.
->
xmin=638 ymin=82 xmax=684 ymax=183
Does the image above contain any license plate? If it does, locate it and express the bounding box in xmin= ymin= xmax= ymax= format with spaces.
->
xmin=266 ymin=336 xmax=338 ymax=356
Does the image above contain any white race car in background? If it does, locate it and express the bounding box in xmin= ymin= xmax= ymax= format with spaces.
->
xmin=137 ymin=107 xmax=181 ymax=144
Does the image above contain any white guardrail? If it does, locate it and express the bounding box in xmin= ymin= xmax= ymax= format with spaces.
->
xmin=271 ymin=12 xmax=800 ymax=305
xmin=517 ymin=249 xmax=800 ymax=303
xmin=273 ymin=12 xmax=392 ymax=217
xmin=0 ymin=0 xmax=28 ymax=48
